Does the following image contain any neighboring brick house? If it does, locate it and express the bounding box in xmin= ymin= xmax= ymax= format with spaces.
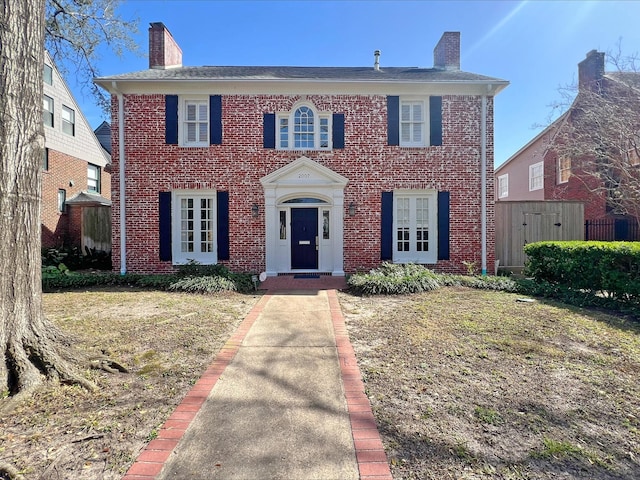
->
xmin=95 ymin=23 xmax=507 ymax=277
xmin=42 ymin=52 xmax=111 ymax=250
xmin=495 ymin=50 xmax=640 ymax=226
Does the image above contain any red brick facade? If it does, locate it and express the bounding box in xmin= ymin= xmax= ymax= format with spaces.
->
xmin=41 ymin=149 xmax=111 ymax=248
xmin=109 ymin=93 xmax=497 ymax=275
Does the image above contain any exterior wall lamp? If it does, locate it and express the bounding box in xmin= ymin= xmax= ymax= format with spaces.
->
xmin=348 ymin=202 xmax=356 ymax=217
xmin=251 ymin=203 xmax=259 ymax=217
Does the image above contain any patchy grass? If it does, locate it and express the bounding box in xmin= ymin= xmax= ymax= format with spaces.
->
xmin=340 ymin=287 xmax=640 ymax=480
xmin=0 ymin=287 xmax=260 ymax=480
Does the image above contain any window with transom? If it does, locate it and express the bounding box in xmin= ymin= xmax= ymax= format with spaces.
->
xmin=277 ymin=104 xmax=331 ymax=150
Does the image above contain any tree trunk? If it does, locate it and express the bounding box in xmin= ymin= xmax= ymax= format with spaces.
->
xmin=0 ymin=0 xmax=93 ymax=401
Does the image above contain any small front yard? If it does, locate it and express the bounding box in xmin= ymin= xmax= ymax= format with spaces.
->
xmin=340 ymin=288 xmax=640 ymax=479
xmin=1 ymin=286 xmax=639 ymax=479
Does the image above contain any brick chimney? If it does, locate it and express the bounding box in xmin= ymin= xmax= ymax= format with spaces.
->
xmin=578 ymin=49 xmax=605 ymax=92
xmin=433 ymin=32 xmax=460 ymax=71
xmin=149 ymin=22 xmax=182 ymax=69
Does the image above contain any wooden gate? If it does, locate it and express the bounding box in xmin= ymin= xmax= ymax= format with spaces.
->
xmin=495 ymin=201 xmax=584 ymax=270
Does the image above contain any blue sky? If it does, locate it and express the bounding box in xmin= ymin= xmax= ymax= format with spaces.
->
xmin=69 ymin=0 xmax=640 ymax=167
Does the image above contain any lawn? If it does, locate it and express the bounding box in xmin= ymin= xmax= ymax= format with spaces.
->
xmin=339 ymin=288 xmax=640 ymax=479
xmin=0 ymin=286 xmax=638 ymax=479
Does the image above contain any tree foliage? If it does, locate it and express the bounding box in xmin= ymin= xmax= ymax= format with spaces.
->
xmin=550 ymin=47 xmax=640 ymax=222
xmin=45 ymin=0 xmax=139 ymax=111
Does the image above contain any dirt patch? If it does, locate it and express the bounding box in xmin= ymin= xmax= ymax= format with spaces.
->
xmin=339 ymin=288 xmax=640 ymax=480
xmin=0 ymin=287 xmax=260 ymax=480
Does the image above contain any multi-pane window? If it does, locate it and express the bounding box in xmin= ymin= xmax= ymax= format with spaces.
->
xmin=44 ymin=64 xmax=53 ymax=85
xmin=62 ymin=105 xmax=75 ymax=136
xmin=558 ymin=157 xmax=571 ymax=183
xmin=498 ymin=174 xmax=509 ymax=198
xmin=173 ymin=192 xmax=216 ymax=264
xmin=183 ymin=100 xmax=208 ymax=145
xmin=393 ymin=191 xmax=437 ymax=263
xmin=400 ymin=100 xmax=425 ymax=147
xmin=277 ymin=104 xmax=331 ymax=150
xmin=529 ymin=161 xmax=544 ymax=191
xmin=87 ymin=164 xmax=100 ymax=193
xmin=43 ymin=95 xmax=54 ymax=127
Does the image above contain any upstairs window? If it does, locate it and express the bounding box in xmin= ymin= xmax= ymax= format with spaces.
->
xmin=400 ymin=100 xmax=425 ymax=146
xmin=88 ymin=164 xmax=101 ymax=193
xmin=498 ymin=174 xmax=509 ymax=198
xmin=62 ymin=105 xmax=75 ymax=136
xmin=558 ymin=157 xmax=571 ymax=183
xmin=277 ymin=104 xmax=331 ymax=150
xmin=183 ymin=99 xmax=209 ymax=146
xmin=44 ymin=64 xmax=53 ymax=85
xmin=43 ymin=95 xmax=54 ymax=127
xmin=529 ymin=161 xmax=543 ymax=191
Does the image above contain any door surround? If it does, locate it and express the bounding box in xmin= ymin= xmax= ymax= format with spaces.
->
xmin=260 ymin=157 xmax=348 ymax=277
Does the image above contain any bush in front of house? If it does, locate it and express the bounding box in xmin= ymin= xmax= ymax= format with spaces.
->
xmin=524 ymin=241 xmax=640 ymax=303
xmin=347 ymin=263 xmax=441 ymax=295
xmin=438 ymin=273 xmax=519 ymax=292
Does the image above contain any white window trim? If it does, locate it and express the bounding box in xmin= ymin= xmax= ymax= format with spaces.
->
xmin=529 ymin=161 xmax=544 ymax=191
xmin=399 ymin=97 xmax=428 ymax=147
xmin=179 ymin=96 xmax=209 ymax=147
xmin=88 ymin=164 xmax=100 ymax=193
xmin=171 ymin=190 xmax=218 ymax=265
xmin=392 ymin=189 xmax=438 ymax=264
xmin=276 ymin=102 xmax=332 ymax=151
xmin=43 ymin=95 xmax=54 ymax=128
xmin=61 ymin=105 xmax=75 ymax=136
xmin=498 ymin=174 xmax=509 ymax=198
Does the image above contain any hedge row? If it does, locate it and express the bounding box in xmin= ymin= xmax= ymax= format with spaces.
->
xmin=524 ymin=241 xmax=640 ymax=302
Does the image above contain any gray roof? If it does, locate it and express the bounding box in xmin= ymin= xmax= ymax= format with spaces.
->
xmin=97 ymin=65 xmax=507 ymax=84
xmin=94 ymin=121 xmax=111 ymax=155
xmin=65 ymin=191 xmax=112 ymax=206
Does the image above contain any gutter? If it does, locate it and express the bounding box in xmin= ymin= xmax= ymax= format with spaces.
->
xmin=112 ymin=81 xmax=127 ymax=275
xmin=481 ymin=95 xmax=487 ymax=276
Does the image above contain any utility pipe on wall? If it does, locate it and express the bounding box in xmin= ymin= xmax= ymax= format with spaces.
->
xmin=480 ymin=95 xmax=487 ymax=276
xmin=113 ymin=83 xmax=127 ymax=275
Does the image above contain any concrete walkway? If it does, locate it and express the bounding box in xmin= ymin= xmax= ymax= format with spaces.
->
xmin=122 ymin=285 xmax=392 ymax=480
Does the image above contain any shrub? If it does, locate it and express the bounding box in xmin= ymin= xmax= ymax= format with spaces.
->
xmin=438 ymin=273 xmax=519 ymax=292
xmin=169 ymin=275 xmax=237 ymax=294
xmin=348 ymin=263 xmax=441 ymax=295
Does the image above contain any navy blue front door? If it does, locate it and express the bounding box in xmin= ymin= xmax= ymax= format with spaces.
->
xmin=291 ymin=208 xmax=318 ymax=269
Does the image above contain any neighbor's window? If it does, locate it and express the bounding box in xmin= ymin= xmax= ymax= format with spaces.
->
xmin=277 ymin=103 xmax=331 ymax=150
xmin=62 ymin=105 xmax=75 ymax=136
xmin=529 ymin=161 xmax=543 ymax=191
xmin=57 ymin=189 xmax=66 ymax=213
xmin=558 ymin=157 xmax=571 ymax=183
xmin=43 ymin=95 xmax=54 ymax=127
xmin=87 ymin=164 xmax=100 ymax=193
xmin=498 ymin=174 xmax=509 ymax=198
xmin=44 ymin=64 xmax=53 ymax=85
xmin=42 ymin=148 xmax=49 ymax=171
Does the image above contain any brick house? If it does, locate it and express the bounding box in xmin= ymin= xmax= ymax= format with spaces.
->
xmin=495 ymin=50 xmax=640 ymax=227
xmin=42 ymin=52 xmax=111 ymax=250
xmin=95 ymin=23 xmax=507 ymax=277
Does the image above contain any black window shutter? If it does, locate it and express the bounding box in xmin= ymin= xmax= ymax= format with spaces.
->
xmin=263 ymin=113 xmax=276 ymax=148
xmin=437 ymin=191 xmax=450 ymax=260
xmin=430 ymin=96 xmax=443 ymax=146
xmin=210 ymin=95 xmax=222 ymax=145
xmin=159 ymin=192 xmax=172 ymax=261
xmin=217 ymin=191 xmax=230 ymax=260
xmin=381 ymin=191 xmax=393 ymax=261
xmin=387 ymin=96 xmax=399 ymax=146
xmin=332 ymin=113 xmax=345 ymax=149
xmin=165 ymin=95 xmax=179 ymax=145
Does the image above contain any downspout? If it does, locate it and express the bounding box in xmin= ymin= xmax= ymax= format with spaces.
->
xmin=480 ymin=94 xmax=487 ymax=276
xmin=113 ymin=81 xmax=127 ymax=275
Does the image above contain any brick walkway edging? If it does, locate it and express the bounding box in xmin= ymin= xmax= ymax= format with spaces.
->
xmin=122 ymin=290 xmax=392 ymax=480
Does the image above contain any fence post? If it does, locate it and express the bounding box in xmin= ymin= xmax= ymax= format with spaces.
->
xmin=584 ymin=220 xmax=590 ymax=241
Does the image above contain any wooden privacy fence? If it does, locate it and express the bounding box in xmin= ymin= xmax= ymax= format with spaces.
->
xmin=82 ymin=205 xmax=111 ymax=252
xmin=495 ymin=201 xmax=584 ymax=270
xmin=584 ymin=218 xmax=640 ymax=241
